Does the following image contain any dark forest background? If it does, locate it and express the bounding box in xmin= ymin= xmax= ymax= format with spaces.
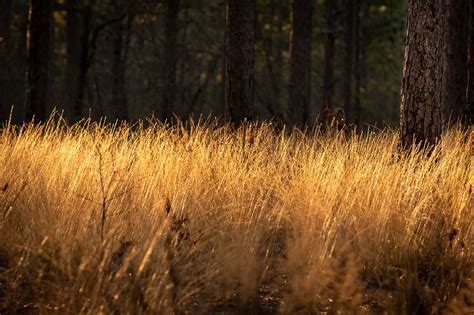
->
xmin=0 ymin=0 xmax=406 ymax=126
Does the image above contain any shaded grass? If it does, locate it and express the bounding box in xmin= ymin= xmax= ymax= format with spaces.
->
xmin=0 ymin=117 xmax=472 ymax=314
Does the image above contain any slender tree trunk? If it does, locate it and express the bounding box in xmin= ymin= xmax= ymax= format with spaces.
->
xmin=225 ymin=0 xmax=256 ymax=125
xmin=46 ymin=4 xmax=55 ymax=117
xmin=221 ymin=32 xmax=226 ymax=115
xmin=354 ymin=1 xmax=361 ymax=125
xmin=360 ymin=0 xmax=368 ymax=99
xmin=288 ymin=0 xmax=312 ymax=127
xmin=361 ymin=1 xmax=370 ymax=119
xmin=109 ymin=2 xmax=129 ymax=121
xmin=274 ymin=2 xmax=286 ymax=120
xmin=323 ymin=0 xmax=336 ymax=110
xmin=25 ymin=0 xmax=54 ymax=122
xmin=0 ymin=0 xmax=12 ymax=121
xmin=467 ymin=0 xmax=474 ymax=124
xmin=64 ymin=0 xmax=82 ymax=120
xmin=161 ymin=0 xmax=180 ymax=120
xmin=400 ymin=0 xmax=444 ymax=148
xmin=74 ymin=0 xmax=95 ymax=121
xmin=110 ymin=22 xmax=126 ymax=120
xmin=442 ymin=0 xmax=469 ymax=124
xmin=263 ymin=0 xmax=282 ymax=118
xmin=179 ymin=0 xmax=188 ymax=115
xmin=13 ymin=2 xmax=29 ymax=122
xmin=343 ymin=0 xmax=354 ymax=122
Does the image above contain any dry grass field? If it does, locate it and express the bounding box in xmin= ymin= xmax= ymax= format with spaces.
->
xmin=0 ymin=117 xmax=472 ymax=314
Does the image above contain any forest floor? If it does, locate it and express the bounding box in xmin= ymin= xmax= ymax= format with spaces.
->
xmin=0 ymin=118 xmax=472 ymax=314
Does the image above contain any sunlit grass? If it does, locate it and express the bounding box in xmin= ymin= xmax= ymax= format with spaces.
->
xmin=0 ymin=116 xmax=472 ymax=313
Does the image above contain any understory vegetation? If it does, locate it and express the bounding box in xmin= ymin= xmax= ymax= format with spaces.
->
xmin=0 ymin=117 xmax=472 ymax=314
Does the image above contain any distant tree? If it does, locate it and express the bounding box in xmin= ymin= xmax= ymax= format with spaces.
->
xmin=322 ymin=0 xmax=336 ymax=111
xmin=442 ymin=0 xmax=469 ymax=124
xmin=259 ymin=0 xmax=287 ymax=121
xmin=343 ymin=0 xmax=354 ymax=122
xmin=466 ymin=0 xmax=474 ymax=124
xmin=64 ymin=0 xmax=82 ymax=120
xmin=25 ymin=0 xmax=53 ymax=122
xmin=73 ymin=0 xmax=95 ymax=121
xmin=1 ymin=0 xmax=410 ymax=125
xmin=225 ymin=0 xmax=256 ymax=125
xmin=360 ymin=2 xmax=369 ymax=116
xmin=160 ymin=0 xmax=180 ymax=120
xmin=287 ymin=0 xmax=312 ymax=127
xmin=400 ymin=0 xmax=444 ymax=147
xmin=0 ymin=0 xmax=12 ymax=121
xmin=109 ymin=1 xmax=132 ymax=121
xmin=354 ymin=0 xmax=362 ymax=125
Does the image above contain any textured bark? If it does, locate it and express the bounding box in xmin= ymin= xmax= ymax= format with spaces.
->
xmin=466 ymin=0 xmax=474 ymax=124
xmin=288 ymin=0 xmax=312 ymax=127
xmin=322 ymin=0 xmax=336 ymax=110
xmin=400 ymin=0 xmax=444 ymax=148
xmin=225 ymin=0 xmax=255 ymax=125
xmin=0 ymin=0 xmax=12 ymax=121
xmin=161 ymin=0 xmax=180 ymax=120
xmin=64 ymin=0 xmax=82 ymax=120
xmin=442 ymin=0 xmax=469 ymax=124
xmin=343 ymin=0 xmax=354 ymax=122
xmin=25 ymin=0 xmax=53 ymax=122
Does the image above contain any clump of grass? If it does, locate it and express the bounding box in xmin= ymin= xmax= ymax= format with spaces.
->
xmin=0 ymin=116 xmax=472 ymax=313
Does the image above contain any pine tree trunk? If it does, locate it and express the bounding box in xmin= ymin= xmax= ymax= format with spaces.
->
xmin=161 ymin=0 xmax=180 ymax=120
xmin=322 ymin=0 xmax=336 ymax=110
xmin=288 ymin=0 xmax=312 ymax=127
xmin=263 ymin=0 xmax=283 ymax=119
xmin=74 ymin=0 xmax=95 ymax=121
xmin=64 ymin=0 xmax=82 ymax=120
xmin=343 ymin=0 xmax=354 ymax=122
xmin=225 ymin=0 xmax=256 ymax=125
xmin=361 ymin=2 xmax=370 ymax=119
xmin=400 ymin=0 xmax=444 ymax=147
xmin=178 ymin=0 xmax=188 ymax=114
xmin=109 ymin=2 xmax=129 ymax=121
xmin=442 ymin=0 xmax=469 ymax=124
xmin=25 ymin=0 xmax=53 ymax=122
xmin=0 ymin=0 xmax=12 ymax=121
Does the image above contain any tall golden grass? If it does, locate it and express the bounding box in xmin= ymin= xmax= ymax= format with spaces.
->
xmin=0 ymin=117 xmax=472 ymax=314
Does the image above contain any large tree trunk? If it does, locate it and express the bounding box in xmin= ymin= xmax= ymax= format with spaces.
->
xmin=322 ymin=0 xmax=336 ymax=110
xmin=442 ymin=0 xmax=469 ymax=124
xmin=25 ymin=0 xmax=53 ymax=122
xmin=64 ymin=0 xmax=82 ymax=120
xmin=287 ymin=0 xmax=312 ymax=127
xmin=225 ymin=0 xmax=255 ymax=125
xmin=0 ymin=0 xmax=12 ymax=122
xmin=343 ymin=0 xmax=354 ymax=122
xmin=161 ymin=0 xmax=180 ymax=120
xmin=400 ymin=0 xmax=444 ymax=148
